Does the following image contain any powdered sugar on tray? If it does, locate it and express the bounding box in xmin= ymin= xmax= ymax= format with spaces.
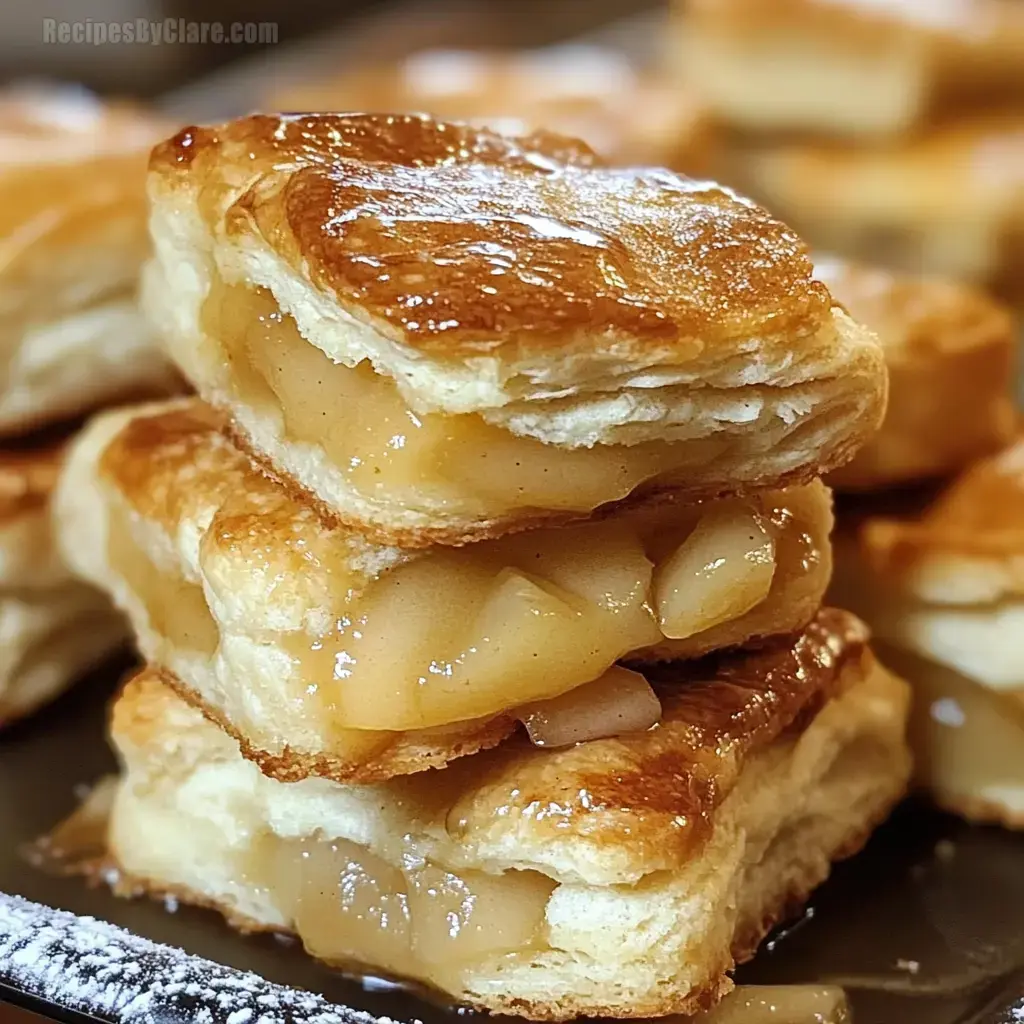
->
xmin=0 ymin=893 xmax=408 ymax=1024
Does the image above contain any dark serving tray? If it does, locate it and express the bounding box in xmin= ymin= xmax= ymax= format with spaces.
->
xmin=3 ymin=660 xmax=1024 ymax=1024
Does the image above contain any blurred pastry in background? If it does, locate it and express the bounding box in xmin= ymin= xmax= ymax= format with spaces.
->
xmin=832 ymin=439 xmax=1024 ymax=826
xmin=675 ymin=0 xmax=1024 ymax=140
xmin=105 ymin=610 xmax=910 ymax=1018
xmin=0 ymin=438 xmax=126 ymax=726
xmin=56 ymin=399 xmax=835 ymax=782
xmin=725 ymin=116 xmax=1024 ymax=300
xmin=270 ymin=44 xmax=713 ymax=172
xmin=0 ymin=85 xmax=182 ymax=725
xmin=0 ymin=86 xmax=180 ymax=435
xmin=817 ymin=257 xmax=1017 ymax=491
xmin=144 ymin=112 xmax=885 ymax=545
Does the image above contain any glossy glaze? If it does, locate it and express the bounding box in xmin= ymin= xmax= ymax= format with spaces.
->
xmin=153 ymin=112 xmax=830 ymax=355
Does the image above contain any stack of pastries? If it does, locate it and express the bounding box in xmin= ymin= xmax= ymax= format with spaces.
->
xmin=0 ymin=89 xmax=179 ymax=726
xmin=814 ymin=254 xmax=1024 ymax=826
xmin=675 ymin=0 xmax=1024 ymax=299
xmin=55 ymin=113 xmax=913 ymax=1017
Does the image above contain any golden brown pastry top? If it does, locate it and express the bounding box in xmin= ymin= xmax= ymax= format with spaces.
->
xmin=150 ymin=112 xmax=831 ymax=358
xmin=271 ymin=47 xmax=711 ymax=171
xmin=814 ymin=257 xmax=1017 ymax=363
xmin=863 ymin=438 xmax=1024 ymax=573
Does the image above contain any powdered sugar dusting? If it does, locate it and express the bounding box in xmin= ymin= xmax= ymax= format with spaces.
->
xmin=0 ymin=893 xmax=401 ymax=1024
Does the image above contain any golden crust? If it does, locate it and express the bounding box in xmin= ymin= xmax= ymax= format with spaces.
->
xmin=818 ymin=258 xmax=1017 ymax=490
xmin=149 ymin=112 xmax=832 ymax=362
xmin=0 ymin=437 xmax=129 ymax=723
xmin=145 ymin=112 xmax=885 ymax=532
xmin=270 ymin=48 xmax=713 ymax=174
xmin=102 ymin=764 xmax=886 ymax=1020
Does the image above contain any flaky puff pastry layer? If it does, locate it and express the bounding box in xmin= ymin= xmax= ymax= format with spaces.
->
xmin=816 ymin=257 xmax=1017 ymax=491
xmin=271 ymin=45 xmax=713 ymax=173
xmin=832 ymin=438 xmax=1024 ymax=825
xmin=675 ymin=0 xmax=1024 ymax=139
xmin=144 ymin=112 xmax=884 ymax=544
xmin=0 ymin=88 xmax=179 ymax=434
xmin=107 ymin=612 xmax=910 ymax=1019
xmin=55 ymin=399 xmax=834 ymax=782
xmin=0 ymin=438 xmax=126 ymax=725
xmin=726 ymin=116 xmax=1024 ymax=301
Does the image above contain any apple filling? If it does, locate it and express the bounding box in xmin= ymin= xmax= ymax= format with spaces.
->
xmin=877 ymin=643 xmax=1024 ymax=817
xmin=201 ymin=279 xmax=721 ymax=517
xmin=246 ymin=834 xmax=555 ymax=991
xmin=104 ymin=483 xmax=824 ymax=737
xmin=106 ymin=506 xmax=219 ymax=657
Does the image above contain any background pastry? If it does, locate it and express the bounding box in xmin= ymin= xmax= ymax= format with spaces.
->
xmin=272 ymin=44 xmax=712 ymax=173
xmin=0 ymin=439 xmax=126 ymax=725
xmin=0 ymin=86 xmax=179 ymax=435
xmin=831 ymin=438 xmax=1024 ymax=825
xmin=723 ymin=116 xmax=1024 ymax=300
xmin=145 ymin=112 xmax=885 ymax=545
xmin=56 ymin=399 xmax=834 ymax=781
xmin=674 ymin=0 xmax=1024 ymax=139
xmin=107 ymin=611 xmax=911 ymax=1019
xmin=816 ymin=257 xmax=1017 ymax=490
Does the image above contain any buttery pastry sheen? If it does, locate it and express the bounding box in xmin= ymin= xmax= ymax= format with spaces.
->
xmin=144 ymin=112 xmax=885 ymax=545
xmin=56 ymin=399 xmax=834 ymax=781
xmin=107 ymin=611 xmax=911 ymax=1019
